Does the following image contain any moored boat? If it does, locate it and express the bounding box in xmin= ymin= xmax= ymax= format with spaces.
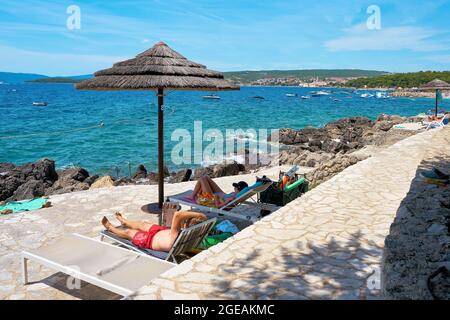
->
xmin=202 ymin=95 xmax=221 ymax=100
xmin=32 ymin=102 xmax=48 ymax=106
xmin=310 ymin=90 xmax=330 ymax=97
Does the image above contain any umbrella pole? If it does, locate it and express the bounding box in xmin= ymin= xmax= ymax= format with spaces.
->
xmin=435 ymin=89 xmax=438 ymax=117
xmin=157 ymin=88 xmax=164 ymax=225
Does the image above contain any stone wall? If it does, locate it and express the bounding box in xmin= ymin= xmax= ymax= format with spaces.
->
xmin=382 ymin=126 xmax=450 ymax=299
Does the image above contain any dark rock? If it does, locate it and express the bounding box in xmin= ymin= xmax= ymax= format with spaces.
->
xmin=132 ymin=164 xmax=148 ymax=180
xmin=12 ymin=179 xmax=45 ymax=201
xmin=18 ymin=158 xmax=58 ymax=183
xmin=0 ymin=176 xmax=22 ymax=201
xmin=321 ymin=139 xmax=350 ymax=154
xmin=57 ymin=167 xmax=89 ymax=182
xmin=47 ymin=182 xmax=90 ymax=195
xmin=113 ymin=177 xmax=133 ymax=186
xmin=212 ymin=162 xmax=242 ymax=178
xmin=84 ymin=175 xmax=99 ymax=186
xmin=171 ymin=169 xmax=193 ymax=183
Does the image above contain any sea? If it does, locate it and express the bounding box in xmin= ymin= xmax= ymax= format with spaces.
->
xmin=0 ymin=83 xmax=447 ymax=176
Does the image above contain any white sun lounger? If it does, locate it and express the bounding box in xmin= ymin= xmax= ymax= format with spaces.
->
xmin=168 ymin=181 xmax=278 ymax=222
xmin=100 ymin=218 xmax=217 ymax=263
xmin=21 ymin=233 xmax=175 ymax=297
xmin=424 ymin=114 xmax=448 ymax=130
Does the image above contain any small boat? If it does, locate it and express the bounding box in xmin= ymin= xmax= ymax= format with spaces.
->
xmin=32 ymin=102 xmax=48 ymax=106
xmin=301 ymin=95 xmax=311 ymax=99
xmin=360 ymin=93 xmax=374 ymax=98
xmin=202 ymin=95 xmax=221 ymax=100
xmin=375 ymin=92 xmax=390 ymax=99
xmin=332 ymin=98 xmax=342 ymax=102
xmin=286 ymin=93 xmax=298 ymax=97
xmin=251 ymin=96 xmax=265 ymax=100
xmin=310 ymin=90 xmax=330 ymax=97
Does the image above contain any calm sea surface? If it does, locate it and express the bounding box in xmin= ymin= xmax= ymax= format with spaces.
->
xmin=0 ymin=83 xmax=446 ymax=175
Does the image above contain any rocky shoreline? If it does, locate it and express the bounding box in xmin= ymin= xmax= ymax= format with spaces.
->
xmin=0 ymin=113 xmax=424 ymax=203
xmin=382 ymin=125 xmax=450 ymax=300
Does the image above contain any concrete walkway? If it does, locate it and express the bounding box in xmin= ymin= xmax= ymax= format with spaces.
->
xmin=0 ymin=128 xmax=441 ymax=300
xmin=131 ymin=128 xmax=440 ymax=300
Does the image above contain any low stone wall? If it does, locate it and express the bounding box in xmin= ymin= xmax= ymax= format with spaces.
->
xmin=382 ymin=126 xmax=450 ymax=299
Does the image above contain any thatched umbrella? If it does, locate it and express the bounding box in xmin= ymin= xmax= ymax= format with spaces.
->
xmin=420 ymin=79 xmax=450 ymax=116
xmin=77 ymin=41 xmax=239 ymax=222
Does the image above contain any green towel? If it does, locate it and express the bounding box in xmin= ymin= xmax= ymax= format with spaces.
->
xmin=284 ymin=177 xmax=305 ymax=192
xmin=0 ymin=198 xmax=48 ymax=214
xmin=198 ymin=232 xmax=234 ymax=249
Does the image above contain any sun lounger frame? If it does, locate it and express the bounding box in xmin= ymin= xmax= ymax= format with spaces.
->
xmin=424 ymin=114 xmax=448 ymax=130
xmin=22 ymin=233 xmax=175 ymax=297
xmin=168 ymin=181 xmax=278 ymax=222
xmin=100 ymin=218 xmax=217 ymax=264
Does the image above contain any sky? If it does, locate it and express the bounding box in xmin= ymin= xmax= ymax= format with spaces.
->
xmin=0 ymin=0 xmax=449 ymax=76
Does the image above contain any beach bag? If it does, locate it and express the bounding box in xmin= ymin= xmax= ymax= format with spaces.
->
xmin=259 ymin=172 xmax=308 ymax=206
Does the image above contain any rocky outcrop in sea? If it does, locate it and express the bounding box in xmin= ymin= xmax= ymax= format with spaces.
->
xmin=270 ymin=114 xmax=423 ymax=187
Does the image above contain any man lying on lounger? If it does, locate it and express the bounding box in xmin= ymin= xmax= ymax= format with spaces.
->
xmin=101 ymin=203 xmax=207 ymax=252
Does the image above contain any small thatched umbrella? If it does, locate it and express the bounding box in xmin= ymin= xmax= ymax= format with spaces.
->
xmin=420 ymin=79 xmax=450 ymax=116
xmin=77 ymin=42 xmax=239 ymax=222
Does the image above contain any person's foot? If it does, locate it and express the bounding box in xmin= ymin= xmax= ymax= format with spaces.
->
xmin=114 ymin=212 xmax=126 ymax=225
xmin=163 ymin=202 xmax=180 ymax=212
xmin=101 ymin=216 xmax=113 ymax=231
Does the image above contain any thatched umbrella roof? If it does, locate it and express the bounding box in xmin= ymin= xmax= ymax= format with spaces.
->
xmin=420 ymin=79 xmax=450 ymax=90
xmin=76 ymin=42 xmax=238 ymax=91
xmin=76 ymin=42 xmax=239 ymax=220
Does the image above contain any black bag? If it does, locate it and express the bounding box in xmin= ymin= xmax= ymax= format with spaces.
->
xmin=258 ymin=172 xmax=308 ymax=207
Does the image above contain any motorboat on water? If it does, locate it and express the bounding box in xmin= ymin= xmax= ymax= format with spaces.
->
xmin=202 ymin=95 xmax=221 ymax=100
xmin=310 ymin=90 xmax=330 ymax=97
xmin=360 ymin=93 xmax=374 ymax=98
xmin=251 ymin=96 xmax=265 ymax=100
xmin=375 ymin=92 xmax=390 ymax=99
xmin=32 ymin=102 xmax=48 ymax=106
xmin=286 ymin=93 xmax=298 ymax=97
xmin=301 ymin=95 xmax=311 ymax=99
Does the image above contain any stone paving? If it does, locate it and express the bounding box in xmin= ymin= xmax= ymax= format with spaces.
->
xmin=130 ymin=128 xmax=441 ymax=300
xmin=0 ymin=128 xmax=443 ymax=300
xmin=0 ymin=165 xmax=296 ymax=300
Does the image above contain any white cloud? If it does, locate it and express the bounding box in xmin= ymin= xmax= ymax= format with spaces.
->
xmin=325 ymin=25 xmax=448 ymax=52
xmin=0 ymin=45 xmax=126 ymax=76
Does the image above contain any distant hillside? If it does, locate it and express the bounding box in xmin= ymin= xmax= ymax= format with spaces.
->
xmin=345 ymin=71 xmax=450 ymax=88
xmin=223 ymin=69 xmax=387 ymax=84
xmin=27 ymin=74 xmax=93 ymax=83
xmin=0 ymin=72 xmax=48 ymax=83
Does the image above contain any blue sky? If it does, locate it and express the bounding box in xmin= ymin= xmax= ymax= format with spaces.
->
xmin=0 ymin=0 xmax=449 ymax=76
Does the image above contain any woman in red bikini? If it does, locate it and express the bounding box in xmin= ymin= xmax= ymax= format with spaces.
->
xmin=101 ymin=203 xmax=207 ymax=252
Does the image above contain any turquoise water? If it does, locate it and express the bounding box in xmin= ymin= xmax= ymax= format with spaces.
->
xmin=0 ymin=83 xmax=446 ymax=175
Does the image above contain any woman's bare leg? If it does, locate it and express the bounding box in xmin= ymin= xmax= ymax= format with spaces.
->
xmin=192 ymin=179 xmax=203 ymax=198
xmin=199 ymin=177 xmax=214 ymax=194
xmin=203 ymin=176 xmax=223 ymax=193
xmin=114 ymin=213 xmax=152 ymax=232
xmin=102 ymin=217 xmax=137 ymax=240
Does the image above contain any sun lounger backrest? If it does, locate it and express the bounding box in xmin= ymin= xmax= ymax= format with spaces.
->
xmin=168 ymin=218 xmax=217 ymax=260
xmin=219 ymin=182 xmax=272 ymax=210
